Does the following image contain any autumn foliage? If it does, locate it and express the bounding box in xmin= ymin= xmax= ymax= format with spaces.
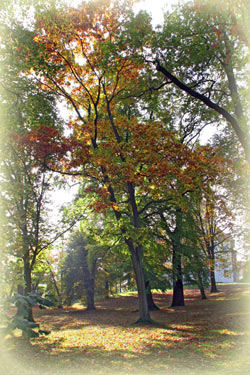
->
xmin=5 ymin=0 xmax=242 ymax=323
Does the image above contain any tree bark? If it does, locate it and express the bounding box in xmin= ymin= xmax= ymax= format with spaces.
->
xmin=171 ymin=209 xmax=185 ymax=307
xmin=81 ymin=251 xmax=96 ymax=310
xmin=23 ymin=255 xmax=34 ymax=322
xmin=197 ymin=271 xmax=207 ymax=300
xmin=171 ymin=247 xmax=185 ymax=307
xmin=209 ymin=249 xmax=219 ymax=293
xmin=85 ymin=279 xmax=95 ymax=310
xmin=125 ymin=181 xmax=152 ymax=323
xmin=105 ymin=280 xmax=109 ymax=299
xmin=210 ymin=268 xmax=219 ymax=293
xmin=199 ymin=285 xmax=207 ymax=300
xmin=130 ymin=246 xmax=152 ymax=323
xmin=145 ymin=281 xmax=160 ymax=311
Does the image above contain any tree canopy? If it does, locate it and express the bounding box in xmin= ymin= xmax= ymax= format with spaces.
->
xmin=0 ymin=0 xmax=249 ymax=324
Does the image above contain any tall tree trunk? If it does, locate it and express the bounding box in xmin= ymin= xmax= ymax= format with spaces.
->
xmin=64 ymin=289 xmax=74 ymax=306
xmin=199 ymin=284 xmax=207 ymax=300
xmin=169 ymin=208 xmax=185 ymax=307
xmin=209 ymin=250 xmax=219 ymax=293
xmin=130 ymin=246 xmax=152 ymax=323
xmin=50 ymin=268 xmax=63 ymax=308
xmin=105 ymin=279 xmax=109 ymax=299
xmin=197 ymin=271 xmax=207 ymax=300
xmin=126 ymin=182 xmax=152 ymax=323
xmin=81 ymin=251 xmax=96 ymax=310
xmin=171 ymin=248 xmax=185 ymax=307
xmin=23 ymin=255 xmax=34 ymax=322
xmin=145 ymin=281 xmax=160 ymax=311
xmin=105 ymin=177 xmax=151 ymax=322
xmin=210 ymin=268 xmax=219 ymax=293
xmin=85 ymin=278 xmax=95 ymax=310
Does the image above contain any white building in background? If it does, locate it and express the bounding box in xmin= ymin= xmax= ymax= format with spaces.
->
xmin=214 ymin=239 xmax=244 ymax=283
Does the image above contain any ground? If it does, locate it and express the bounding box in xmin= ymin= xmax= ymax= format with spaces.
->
xmin=1 ymin=284 xmax=250 ymax=375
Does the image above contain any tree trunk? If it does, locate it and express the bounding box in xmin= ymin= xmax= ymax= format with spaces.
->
xmin=130 ymin=246 xmax=152 ymax=323
xmin=197 ymin=272 xmax=207 ymax=300
xmin=47 ymin=260 xmax=63 ymax=308
xmin=172 ymin=278 xmax=185 ymax=306
xmin=209 ymin=251 xmax=219 ymax=293
xmin=145 ymin=281 xmax=160 ymax=311
xmin=81 ymin=251 xmax=96 ymax=310
xmin=85 ymin=278 xmax=95 ymax=310
xmin=171 ymin=249 xmax=185 ymax=307
xmin=169 ymin=209 xmax=185 ymax=307
xmin=105 ymin=280 xmax=109 ymax=299
xmin=23 ymin=256 xmax=34 ymax=322
xmin=199 ymin=285 xmax=207 ymax=300
xmin=64 ymin=290 xmax=74 ymax=306
xmin=126 ymin=182 xmax=152 ymax=323
xmin=105 ymin=178 xmax=151 ymax=322
xmin=210 ymin=268 xmax=219 ymax=293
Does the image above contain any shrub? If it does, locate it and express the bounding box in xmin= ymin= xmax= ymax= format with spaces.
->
xmin=2 ymin=292 xmax=53 ymax=339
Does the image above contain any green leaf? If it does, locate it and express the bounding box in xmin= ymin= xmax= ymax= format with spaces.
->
xmin=36 ymin=296 xmax=54 ymax=307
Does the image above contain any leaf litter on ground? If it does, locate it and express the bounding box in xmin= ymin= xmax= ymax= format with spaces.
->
xmin=1 ymin=284 xmax=250 ymax=375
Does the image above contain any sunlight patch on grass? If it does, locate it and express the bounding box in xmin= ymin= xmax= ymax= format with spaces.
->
xmin=34 ymin=323 xmax=210 ymax=358
xmin=211 ymin=328 xmax=245 ymax=336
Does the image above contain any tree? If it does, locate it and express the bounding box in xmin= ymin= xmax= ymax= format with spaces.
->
xmin=61 ymin=228 xmax=106 ymax=309
xmin=0 ymin=18 xmax=65 ymax=319
xmin=151 ymin=0 xmax=250 ymax=163
xmin=12 ymin=0 xmax=229 ymax=323
xmin=194 ymin=188 xmax=233 ymax=293
xmin=0 ymin=91 xmax=57 ymax=319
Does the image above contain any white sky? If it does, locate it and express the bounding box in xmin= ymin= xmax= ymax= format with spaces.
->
xmin=68 ymin=0 xmax=181 ymax=25
xmin=133 ymin=0 xmax=179 ymax=25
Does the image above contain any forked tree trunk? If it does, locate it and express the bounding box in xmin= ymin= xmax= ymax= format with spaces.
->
xmin=106 ymin=179 xmax=151 ymax=323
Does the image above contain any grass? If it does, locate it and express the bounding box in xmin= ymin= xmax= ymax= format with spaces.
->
xmin=1 ymin=284 xmax=250 ymax=375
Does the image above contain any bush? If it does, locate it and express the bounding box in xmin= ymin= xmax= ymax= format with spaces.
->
xmin=1 ymin=292 xmax=53 ymax=339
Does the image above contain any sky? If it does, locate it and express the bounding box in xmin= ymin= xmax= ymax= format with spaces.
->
xmin=133 ymin=0 xmax=178 ymax=25
xmin=69 ymin=0 xmax=181 ymax=25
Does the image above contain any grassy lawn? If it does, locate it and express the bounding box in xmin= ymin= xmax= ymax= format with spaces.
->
xmin=1 ymin=284 xmax=250 ymax=375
